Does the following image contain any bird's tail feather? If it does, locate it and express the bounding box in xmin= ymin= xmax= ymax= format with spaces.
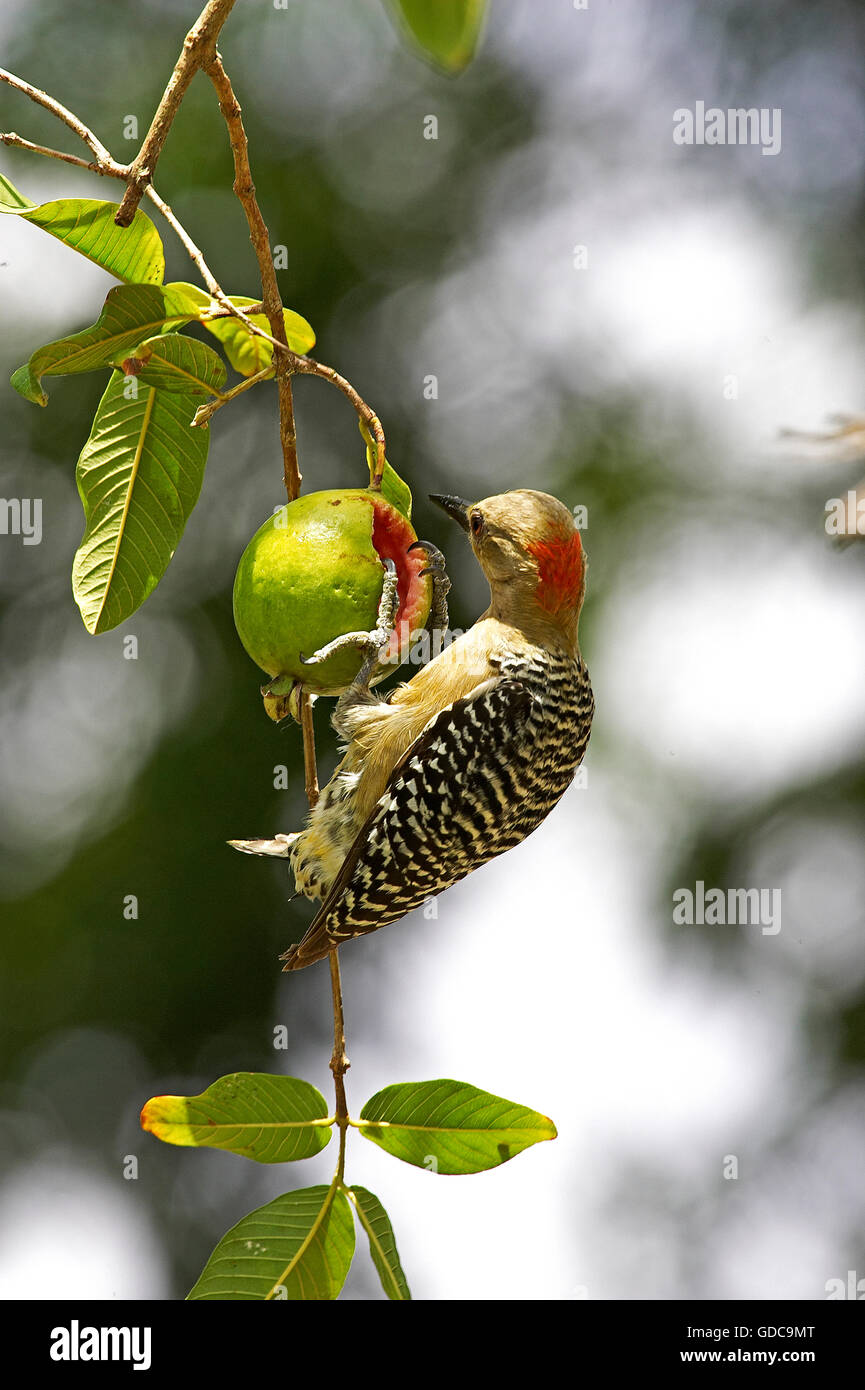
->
xmin=279 ymin=923 xmax=336 ymax=971
xmin=227 ymin=833 xmax=299 ymax=858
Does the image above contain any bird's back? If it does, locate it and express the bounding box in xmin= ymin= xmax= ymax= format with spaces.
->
xmin=283 ymin=633 xmax=593 ymax=968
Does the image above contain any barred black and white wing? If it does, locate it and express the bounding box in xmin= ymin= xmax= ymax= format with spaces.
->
xmin=280 ymin=678 xmax=536 ymax=969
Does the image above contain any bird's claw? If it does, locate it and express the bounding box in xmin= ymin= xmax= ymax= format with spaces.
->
xmin=300 ymin=627 xmax=387 ymax=667
xmin=408 ymin=539 xmax=450 ymax=634
xmin=408 ymin=538 xmax=448 ymax=580
xmin=302 ymin=559 xmax=399 ymax=675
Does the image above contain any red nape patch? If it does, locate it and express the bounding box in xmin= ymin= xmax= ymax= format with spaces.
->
xmin=528 ymin=532 xmax=585 ymax=615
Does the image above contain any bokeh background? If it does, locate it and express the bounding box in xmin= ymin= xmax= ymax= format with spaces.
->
xmin=2 ymin=0 xmax=865 ymax=1300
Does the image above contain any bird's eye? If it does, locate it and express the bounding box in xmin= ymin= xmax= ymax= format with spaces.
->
xmin=470 ymin=511 xmax=484 ymax=536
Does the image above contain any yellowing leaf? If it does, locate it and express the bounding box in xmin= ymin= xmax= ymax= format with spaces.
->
xmin=203 ymin=295 xmax=315 ymax=376
xmin=141 ymin=1073 xmax=332 ymax=1163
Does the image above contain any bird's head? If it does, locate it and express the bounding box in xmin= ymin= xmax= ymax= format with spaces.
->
xmin=430 ymin=489 xmax=587 ymax=646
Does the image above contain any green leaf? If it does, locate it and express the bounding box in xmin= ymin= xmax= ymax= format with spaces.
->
xmin=0 ymin=171 xmax=164 ymax=283
xmin=358 ymin=417 xmax=412 ymax=519
xmin=120 ymin=333 xmax=227 ymax=397
xmin=378 ymin=461 xmax=412 ymax=519
xmin=141 ymin=1072 xmax=332 ymax=1163
xmin=0 ymin=171 xmax=35 ymax=211
xmin=188 ymin=1184 xmax=355 ymax=1300
xmin=388 ymin=0 xmax=487 ymax=73
xmin=346 ymin=1187 xmax=411 ymax=1300
xmin=11 ymin=281 xmax=209 ymax=405
xmin=203 ymin=295 xmax=315 ymax=376
xmin=72 ymin=372 xmax=209 ymax=634
xmin=358 ymin=1078 xmax=557 ymax=1175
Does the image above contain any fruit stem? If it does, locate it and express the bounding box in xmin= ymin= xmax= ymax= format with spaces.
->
xmin=299 ymin=690 xmax=319 ymax=808
xmin=292 ymin=355 xmax=386 ymax=490
xmin=329 ymin=948 xmax=350 ymax=1182
xmin=299 ymin=688 xmax=349 ymax=1162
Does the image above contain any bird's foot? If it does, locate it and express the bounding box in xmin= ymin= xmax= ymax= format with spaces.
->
xmin=301 ymin=558 xmax=399 ymax=690
xmin=408 ymin=538 xmax=451 ymax=635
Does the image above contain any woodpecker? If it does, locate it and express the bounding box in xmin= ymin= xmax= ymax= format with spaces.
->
xmin=232 ymin=489 xmax=594 ymax=969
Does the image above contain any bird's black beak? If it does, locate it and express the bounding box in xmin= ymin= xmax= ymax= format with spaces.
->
xmin=429 ymin=493 xmax=472 ymax=532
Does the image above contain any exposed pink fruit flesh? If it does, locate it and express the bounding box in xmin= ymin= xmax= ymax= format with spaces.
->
xmin=371 ymin=498 xmax=431 ymax=660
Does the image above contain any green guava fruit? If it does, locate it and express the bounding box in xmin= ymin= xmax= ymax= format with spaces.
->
xmin=233 ymin=488 xmax=432 ymax=703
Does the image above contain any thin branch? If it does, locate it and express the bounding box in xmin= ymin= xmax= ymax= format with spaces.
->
xmin=0 ymin=73 xmax=229 ymax=299
xmin=1 ymin=75 xmax=386 ymax=484
xmin=299 ymin=691 xmax=320 ymax=808
xmin=204 ymin=51 xmax=300 ymax=501
xmin=114 ymin=0 xmax=238 ymax=227
xmin=142 ymin=185 xmax=223 ymax=298
xmin=329 ymin=948 xmax=350 ymax=1181
xmin=205 ymin=300 xmax=264 ymax=318
xmin=0 ymin=66 xmax=116 ymax=165
xmin=0 ymin=88 xmax=290 ymax=359
xmin=301 ymin=691 xmax=348 ymax=1175
xmin=192 ymin=366 xmax=272 ymax=427
xmin=291 ymin=355 xmax=387 ymax=487
xmin=0 ymin=131 xmax=122 ymax=175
